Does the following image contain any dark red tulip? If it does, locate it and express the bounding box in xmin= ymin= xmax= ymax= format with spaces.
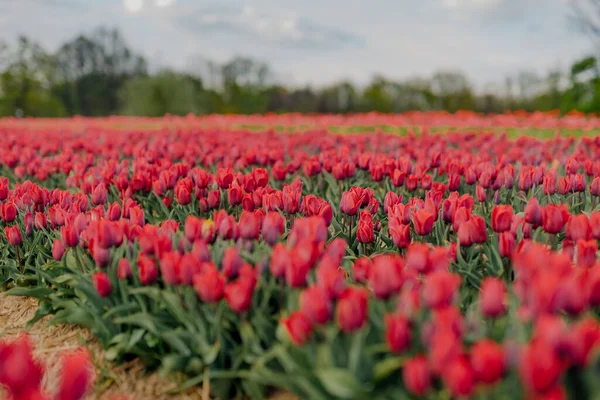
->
xmin=591 ymin=177 xmax=600 ymax=197
xmin=92 ymin=272 xmax=112 ymax=297
xmin=270 ymin=243 xmax=290 ymax=279
xmin=524 ymin=197 xmax=542 ymax=226
xmin=91 ymin=183 xmax=107 ymax=206
xmin=222 ymin=247 xmax=243 ymax=279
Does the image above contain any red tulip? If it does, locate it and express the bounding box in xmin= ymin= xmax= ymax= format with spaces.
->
xmin=591 ymin=176 xmax=600 ymax=197
xmin=402 ymin=355 xmax=431 ymax=396
xmin=91 ymin=183 xmax=107 ymax=206
xmin=222 ymin=247 xmax=243 ymax=279
xmin=498 ymin=231 xmax=516 ymax=258
xmin=118 ymin=258 xmax=132 ymax=280
xmin=389 ymin=221 xmax=411 ymax=249
xmin=282 ymin=312 xmax=313 ymax=346
xmin=519 ymin=340 xmax=563 ymax=395
xmin=300 ymin=286 xmax=332 ymax=324
xmin=207 ymin=190 xmax=221 ymax=209
xmin=193 ymin=263 xmax=225 ymax=302
xmin=566 ymin=214 xmax=590 ymax=242
xmin=52 ymin=239 xmax=66 ymax=261
xmin=352 ymin=257 xmax=372 ymax=283
xmin=336 ymin=287 xmax=368 ymax=333
xmin=56 ymin=349 xmax=94 ymax=400
xmin=356 ymin=210 xmax=374 ymax=244
xmin=412 ymin=209 xmax=434 ymax=236
xmin=422 ymin=270 xmax=461 ymax=309
xmin=524 ymin=197 xmax=542 ymax=226
xmin=479 ymin=277 xmax=507 ymax=318
xmin=92 ymin=272 xmax=112 ymax=297
xmin=262 ymin=211 xmax=285 ymax=246
xmin=470 ymin=340 xmax=505 ymax=385
xmin=384 ymin=313 xmax=411 ymax=353
xmin=542 ymin=204 xmax=568 ymax=235
xmin=576 ymin=239 xmax=597 ymax=268
xmin=224 ymin=278 xmax=255 ymax=313
xmin=5 ymin=226 xmax=22 ymax=246
xmin=442 ymin=355 xmax=475 ymax=398
xmin=0 ymin=335 xmax=44 ymax=397
xmin=491 ymin=205 xmax=513 ymax=233
xmin=138 ymin=254 xmax=158 ymax=285
xmin=340 ymin=190 xmax=362 ymax=216
xmin=160 ymin=251 xmax=182 ymax=285
xmin=369 ymin=254 xmax=403 ymax=299
xmin=34 ymin=212 xmax=47 ymax=230
xmin=239 ymin=211 xmax=260 ymax=240
xmin=2 ymin=202 xmax=17 ymax=223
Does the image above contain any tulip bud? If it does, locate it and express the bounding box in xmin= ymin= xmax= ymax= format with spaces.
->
xmin=56 ymin=349 xmax=94 ymax=400
xmin=5 ymin=226 xmax=22 ymax=246
xmin=282 ymin=312 xmax=313 ymax=346
xmin=403 ymin=355 xmax=431 ymax=396
xmin=479 ymin=277 xmax=507 ymax=318
xmin=92 ymin=272 xmax=112 ymax=297
xmin=385 ymin=313 xmax=411 ymax=353
xmin=91 ymin=183 xmax=107 ymax=206
xmin=336 ymin=287 xmax=368 ymax=333
xmin=117 ymin=258 xmax=132 ymax=279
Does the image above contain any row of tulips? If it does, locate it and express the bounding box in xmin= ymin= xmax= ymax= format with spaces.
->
xmin=0 ymin=117 xmax=599 ymax=399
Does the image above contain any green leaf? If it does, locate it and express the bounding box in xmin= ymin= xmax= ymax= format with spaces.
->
xmin=5 ymin=286 xmax=53 ymax=299
xmin=114 ymin=312 xmax=160 ymax=335
xmin=373 ymin=357 xmax=405 ymax=381
xmin=161 ymin=331 xmax=192 ymax=356
xmin=316 ymin=368 xmax=363 ymax=399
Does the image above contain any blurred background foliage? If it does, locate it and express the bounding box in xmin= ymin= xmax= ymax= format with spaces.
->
xmin=2 ymin=26 xmax=600 ymax=117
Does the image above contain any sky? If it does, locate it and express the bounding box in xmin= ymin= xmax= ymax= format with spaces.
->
xmin=0 ymin=0 xmax=593 ymax=88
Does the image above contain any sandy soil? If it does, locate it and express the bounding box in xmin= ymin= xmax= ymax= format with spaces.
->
xmin=0 ymin=294 xmax=297 ymax=400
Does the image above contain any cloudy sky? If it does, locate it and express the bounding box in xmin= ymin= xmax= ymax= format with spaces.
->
xmin=0 ymin=0 xmax=593 ymax=87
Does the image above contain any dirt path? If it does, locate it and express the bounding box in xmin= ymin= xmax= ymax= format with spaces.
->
xmin=0 ymin=294 xmax=297 ymax=400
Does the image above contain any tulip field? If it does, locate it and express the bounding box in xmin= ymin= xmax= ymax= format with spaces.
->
xmin=2 ymin=111 xmax=600 ymax=399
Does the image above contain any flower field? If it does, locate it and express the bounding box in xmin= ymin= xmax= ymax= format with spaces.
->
xmin=1 ymin=112 xmax=600 ymax=399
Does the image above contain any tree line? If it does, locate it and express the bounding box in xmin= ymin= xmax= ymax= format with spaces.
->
xmin=1 ymin=27 xmax=600 ymax=117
